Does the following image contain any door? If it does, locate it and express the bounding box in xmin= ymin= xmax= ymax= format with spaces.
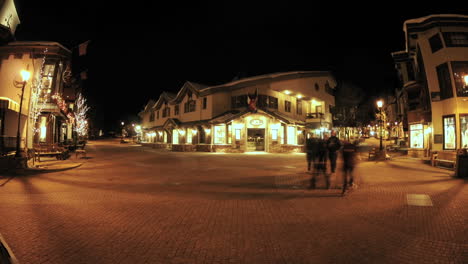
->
xmin=247 ymin=128 xmax=265 ymax=151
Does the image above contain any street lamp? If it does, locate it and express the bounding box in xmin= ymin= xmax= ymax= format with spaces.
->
xmin=376 ymin=99 xmax=384 ymax=151
xmin=15 ymin=70 xmax=31 ymax=157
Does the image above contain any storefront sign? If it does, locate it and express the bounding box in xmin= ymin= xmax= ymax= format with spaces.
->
xmin=250 ymin=119 xmax=264 ymax=126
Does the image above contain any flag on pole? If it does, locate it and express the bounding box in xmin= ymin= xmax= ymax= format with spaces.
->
xmin=78 ymin=40 xmax=90 ymax=56
xmin=248 ymin=88 xmax=258 ymax=112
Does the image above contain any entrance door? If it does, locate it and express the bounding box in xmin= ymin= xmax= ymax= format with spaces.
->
xmin=247 ymin=128 xmax=265 ymax=151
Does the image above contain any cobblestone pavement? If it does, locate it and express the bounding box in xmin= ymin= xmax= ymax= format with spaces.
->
xmin=0 ymin=139 xmax=466 ymax=264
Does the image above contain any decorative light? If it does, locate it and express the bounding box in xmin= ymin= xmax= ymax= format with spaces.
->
xmin=20 ymin=70 xmax=30 ymax=82
xmin=376 ymin=100 xmax=383 ymax=108
xmin=395 ymin=122 xmax=398 ymax=125
xmin=205 ymin=128 xmax=211 ymax=134
xmin=296 ymin=94 xmax=302 ymax=99
xmin=192 ymin=129 xmax=197 ymax=135
xmin=284 ymin=90 xmax=291 ymax=95
xmin=464 ymin=75 xmax=468 ymax=86
xmin=121 ymin=122 xmax=124 ymax=126
xmin=179 ymin=129 xmax=185 ymax=135
xmin=73 ymin=93 xmax=89 ymax=136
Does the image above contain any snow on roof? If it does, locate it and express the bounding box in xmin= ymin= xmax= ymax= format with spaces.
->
xmin=7 ymin=41 xmax=71 ymax=53
xmin=403 ymin=14 xmax=468 ymax=32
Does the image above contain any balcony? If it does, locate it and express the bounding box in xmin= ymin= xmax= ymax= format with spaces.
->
xmin=306 ymin=112 xmax=332 ymax=124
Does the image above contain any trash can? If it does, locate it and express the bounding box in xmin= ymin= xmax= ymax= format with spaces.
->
xmin=455 ymin=149 xmax=468 ymax=178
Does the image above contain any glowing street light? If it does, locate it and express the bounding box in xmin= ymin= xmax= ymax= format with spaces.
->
xmin=376 ymin=99 xmax=384 ymax=151
xmin=15 ymin=70 xmax=30 ymax=157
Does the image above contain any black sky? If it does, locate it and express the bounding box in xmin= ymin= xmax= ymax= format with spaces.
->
xmin=12 ymin=1 xmax=467 ymax=132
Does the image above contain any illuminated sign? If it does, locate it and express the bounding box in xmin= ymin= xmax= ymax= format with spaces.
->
xmin=250 ymin=119 xmax=264 ymax=126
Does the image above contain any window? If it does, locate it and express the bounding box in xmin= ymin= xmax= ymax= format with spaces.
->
xmin=231 ymin=95 xmax=247 ymax=108
xmin=271 ymin=129 xmax=278 ymax=141
xmin=287 ymin=126 xmax=296 ymax=144
xmin=406 ymin=62 xmax=415 ymax=81
xmin=258 ymin=95 xmax=268 ymax=108
xmin=296 ymin=99 xmax=302 ymax=115
xmin=214 ymin=125 xmax=226 ymax=144
xmin=268 ymin=96 xmax=278 ymax=109
xmin=40 ymin=63 xmax=56 ymax=98
xmin=235 ymin=129 xmax=241 ymax=140
xmin=443 ymin=115 xmax=456 ymax=150
xmin=187 ymin=129 xmax=192 ymax=144
xmin=409 ymin=124 xmax=424 ymax=149
xmin=184 ymin=100 xmax=196 ymax=113
xmin=162 ymin=107 xmax=170 ymax=117
xmin=429 ymin=33 xmax=444 ymax=53
xmin=227 ymin=125 xmax=232 ymax=144
xmin=461 ymin=115 xmax=468 ymax=148
xmin=172 ymin=129 xmax=179 ymax=144
xmin=203 ymin=98 xmax=207 ymax=109
xmin=443 ymin=32 xmax=468 ymax=47
xmin=156 ymin=111 xmax=159 ymax=119
xmin=285 ymin=101 xmax=291 ymax=112
xmin=436 ymin=63 xmax=453 ymax=99
xmin=451 ymin=61 xmax=468 ymax=97
xmin=315 ymin=83 xmax=319 ymax=91
xmin=174 ymin=105 xmax=179 ymax=115
xmin=149 ymin=112 xmax=155 ymax=122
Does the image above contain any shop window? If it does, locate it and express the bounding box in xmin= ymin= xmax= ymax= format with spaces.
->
xmin=287 ymin=126 xmax=296 ymax=145
xmin=451 ymin=61 xmax=468 ymax=97
xmin=436 ymin=63 xmax=453 ymax=99
xmin=443 ymin=115 xmax=456 ymax=150
xmin=40 ymin=116 xmax=47 ymax=142
xmin=187 ymin=129 xmax=192 ymax=144
xmin=214 ymin=125 xmax=226 ymax=144
xmin=460 ymin=115 xmax=468 ymax=148
xmin=172 ymin=129 xmax=179 ymax=144
xmin=235 ymin=129 xmax=241 ymax=140
xmin=227 ymin=125 xmax=232 ymax=144
xmin=409 ymin=124 xmax=424 ymax=149
xmin=271 ymin=129 xmax=278 ymax=141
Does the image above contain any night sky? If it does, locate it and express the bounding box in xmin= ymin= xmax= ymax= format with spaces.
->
xmin=12 ymin=1 xmax=466 ymax=133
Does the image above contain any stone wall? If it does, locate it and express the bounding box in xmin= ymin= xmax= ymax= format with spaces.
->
xmin=196 ymin=144 xmax=212 ymax=152
xmin=172 ymin=144 xmax=197 ymax=152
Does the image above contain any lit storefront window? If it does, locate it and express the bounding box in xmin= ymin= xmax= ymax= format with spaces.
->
xmin=409 ymin=124 xmax=424 ymax=149
xmin=235 ymin=129 xmax=241 ymax=140
xmin=443 ymin=116 xmax=456 ymax=150
xmin=271 ymin=129 xmax=278 ymax=141
xmin=172 ymin=129 xmax=179 ymax=144
xmin=287 ymin=126 xmax=296 ymax=145
xmin=164 ymin=132 xmax=167 ymax=143
xmin=227 ymin=125 xmax=232 ymax=144
xmin=40 ymin=116 xmax=47 ymax=142
xmin=187 ymin=129 xmax=192 ymax=144
xmin=460 ymin=115 xmax=468 ymax=148
xmin=214 ymin=125 xmax=226 ymax=144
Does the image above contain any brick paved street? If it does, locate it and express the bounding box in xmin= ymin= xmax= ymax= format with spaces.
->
xmin=0 ymin=139 xmax=466 ymax=263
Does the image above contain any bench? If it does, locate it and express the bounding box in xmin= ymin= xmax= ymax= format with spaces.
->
xmin=432 ymin=151 xmax=456 ymax=169
xmin=33 ymin=144 xmax=68 ymax=162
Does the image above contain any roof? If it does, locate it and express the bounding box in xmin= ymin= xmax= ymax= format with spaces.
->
xmin=403 ymin=14 xmax=468 ymax=32
xmin=6 ymin=41 xmax=71 ymax=53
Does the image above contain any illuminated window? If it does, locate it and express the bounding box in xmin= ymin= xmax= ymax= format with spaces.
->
xmin=452 ymin=62 xmax=468 ymax=97
xmin=214 ymin=125 xmax=226 ymax=144
xmin=443 ymin=116 xmax=456 ymax=150
xmin=235 ymin=129 xmax=241 ymax=140
xmin=40 ymin=116 xmax=47 ymax=142
xmin=272 ymin=129 xmax=278 ymax=141
xmin=227 ymin=125 xmax=232 ymax=144
xmin=172 ymin=129 xmax=179 ymax=144
xmin=287 ymin=126 xmax=296 ymax=145
xmin=409 ymin=124 xmax=424 ymax=149
xmin=187 ymin=129 xmax=192 ymax=144
xmin=164 ymin=132 xmax=167 ymax=143
xmin=461 ymin=115 xmax=468 ymax=148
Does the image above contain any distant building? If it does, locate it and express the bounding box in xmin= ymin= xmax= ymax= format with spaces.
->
xmin=139 ymin=71 xmax=337 ymax=153
xmin=0 ymin=0 xmax=20 ymax=44
xmin=392 ymin=14 xmax=468 ymax=157
xmin=0 ymin=41 xmax=75 ymax=153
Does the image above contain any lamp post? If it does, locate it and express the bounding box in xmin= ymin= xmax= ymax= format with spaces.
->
xmin=15 ymin=70 xmax=31 ymax=157
xmin=376 ymin=99 xmax=384 ymax=151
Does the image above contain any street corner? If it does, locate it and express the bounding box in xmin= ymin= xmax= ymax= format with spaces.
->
xmin=24 ymin=159 xmax=84 ymax=174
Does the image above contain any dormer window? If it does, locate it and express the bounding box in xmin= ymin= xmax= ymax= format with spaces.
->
xmin=184 ymin=99 xmax=196 ymax=113
xmin=162 ymin=106 xmax=170 ymax=117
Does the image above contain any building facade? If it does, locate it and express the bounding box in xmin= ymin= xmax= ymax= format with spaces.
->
xmin=139 ymin=71 xmax=337 ymax=153
xmin=0 ymin=41 xmax=75 ymax=154
xmin=392 ymin=14 xmax=468 ymax=157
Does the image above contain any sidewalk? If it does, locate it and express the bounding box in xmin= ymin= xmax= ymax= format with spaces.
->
xmin=26 ymin=156 xmax=84 ymax=173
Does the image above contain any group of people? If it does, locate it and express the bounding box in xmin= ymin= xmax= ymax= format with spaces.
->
xmin=305 ymin=130 xmax=357 ymax=195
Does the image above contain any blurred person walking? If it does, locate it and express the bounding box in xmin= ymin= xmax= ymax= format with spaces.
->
xmin=326 ymin=130 xmax=341 ymax=174
xmin=341 ymin=138 xmax=358 ymax=196
xmin=309 ymin=137 xmax=330 ymax=189
xmin=305 ymin=133 xmax=320 ymax=172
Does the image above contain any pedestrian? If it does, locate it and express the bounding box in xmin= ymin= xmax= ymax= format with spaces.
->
xmin=309 ymin=137 xmax=330 ymax=189
xmin=326 ymin=130 xmax=341 ymax=174
xmin=341 ymin=139 xmax=358 ymax=195
xmin=305 ymin=133 xmax=319 ymax=171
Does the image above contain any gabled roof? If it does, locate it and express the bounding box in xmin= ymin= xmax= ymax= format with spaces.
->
xmin=172 ymin=81 xmax=208 ymax=103
xmin=154 ymin=92 xmax=176 ymax=110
